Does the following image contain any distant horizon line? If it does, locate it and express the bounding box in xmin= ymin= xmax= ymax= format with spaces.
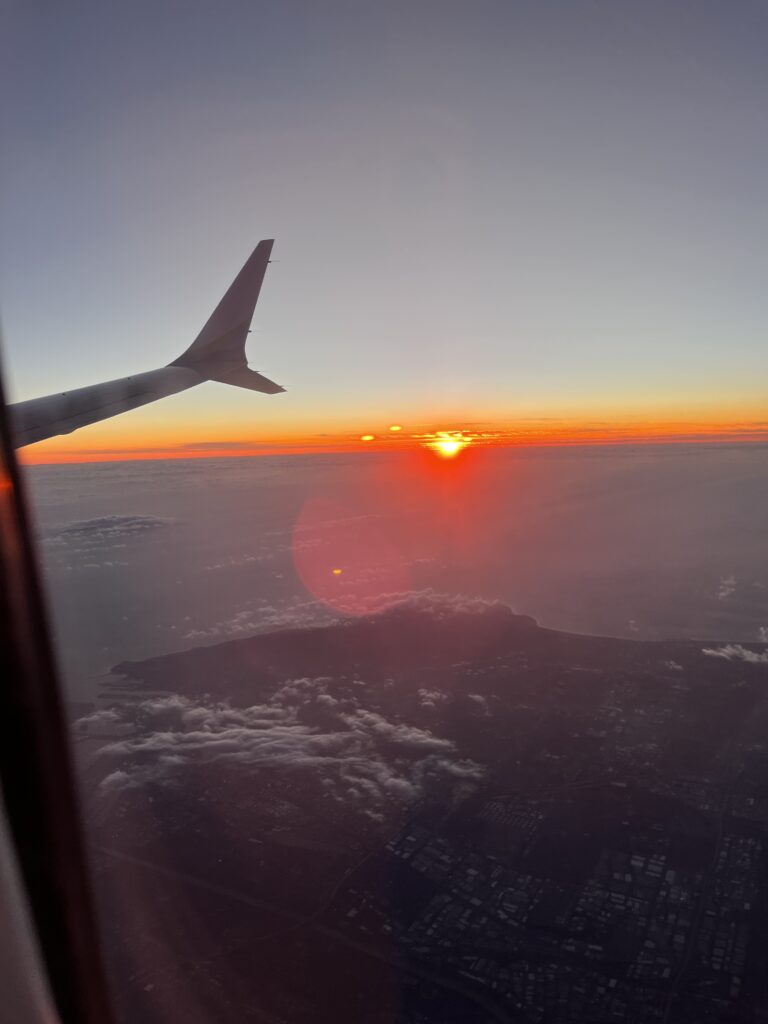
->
xmin=17 ymin=430 xmax=768 ymax=467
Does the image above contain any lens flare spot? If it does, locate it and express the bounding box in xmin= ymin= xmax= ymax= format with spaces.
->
xmin=388 ymin=424 xmax=402 ymax=432
xmin=360 ymin=434 xmax=375 ymax=441
xmin=293 ymin=498 xmax=410 ymax=615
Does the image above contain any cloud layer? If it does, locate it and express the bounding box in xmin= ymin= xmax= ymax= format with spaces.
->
xmin=51 ymin=514 xmax=176 ymax=542
xmin=79 ymin=677 xmax=484 ymax=823
xmin=702 ymin=644 xmax=768 ymax=665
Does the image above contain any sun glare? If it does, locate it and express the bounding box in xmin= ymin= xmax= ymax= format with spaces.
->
xmin=428 ymin=433 xmax=470 ymax=459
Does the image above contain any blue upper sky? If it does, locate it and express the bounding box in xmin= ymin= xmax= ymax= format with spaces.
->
xmin=2 ymin=0 xmax=767 ymax=439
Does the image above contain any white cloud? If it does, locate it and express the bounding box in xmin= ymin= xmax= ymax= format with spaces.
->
xmin=100 ymin=769 xmax=136 ymax=792
xmin=92 ymin=684 xmax=484 ymax=817
xmin=179 ymin=589 xmax=520 ymax=645
xmin=467 ymin=693 xmax=490 ymax=715
xmin=702 ymin=644 xmax=768 ymax=665
xmin=379 ymin=589 xmax=511 ymax=619
xmin=339 ymin=709 xmax=453 ymax=752
xmin=181 ymin=599 xmax=339 ymax=641
xmin=74 ymin=708 xmax=135 ymax=736
xmin=418 ymin=688 xmax=447 ymax=709
xmin=717 ymin=575 xmax=737 ymax=600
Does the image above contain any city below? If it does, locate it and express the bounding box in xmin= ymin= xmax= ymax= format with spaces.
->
xmin=73 ymin=600 xmax=768 ymax=1023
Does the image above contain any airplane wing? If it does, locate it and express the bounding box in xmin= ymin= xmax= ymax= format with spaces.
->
xmin=9 ymin=239 xmax=283 ymax=448
xmin=210 ymin=365 xmax=285 ymax=395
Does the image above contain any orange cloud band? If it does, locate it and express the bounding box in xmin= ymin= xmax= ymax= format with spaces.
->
xmin=17 ymin=416 xmax=768 ymax=466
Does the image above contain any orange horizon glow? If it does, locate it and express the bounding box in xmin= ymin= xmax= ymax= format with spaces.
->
xmin=14 ymin=413 xmax=768 ymax=467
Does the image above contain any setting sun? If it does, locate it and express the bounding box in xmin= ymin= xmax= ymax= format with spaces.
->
xmin=428 ymin=433 xmax=470 ymax=459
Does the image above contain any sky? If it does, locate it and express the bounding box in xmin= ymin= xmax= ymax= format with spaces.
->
xmin=2 ymin=0 xmax=767 ymax=462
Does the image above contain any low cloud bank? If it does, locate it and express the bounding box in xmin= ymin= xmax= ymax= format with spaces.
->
xmin=78 ymin=677 xmax=484 ymax=822
xmin=46 ymin=514 xmax=176 ymax=545
xmin=180 ymin=589 xmax=517 ymax=644
xmin=702 ymin=644 xmax=768 ymax=665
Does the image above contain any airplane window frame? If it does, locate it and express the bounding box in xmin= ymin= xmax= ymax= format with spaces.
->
xmin=0 ymin=352 xmax=115 ymax=1024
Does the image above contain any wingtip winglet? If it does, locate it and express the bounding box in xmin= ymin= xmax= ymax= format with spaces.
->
xmin=172 ymin=239 xmax=275 ymax=373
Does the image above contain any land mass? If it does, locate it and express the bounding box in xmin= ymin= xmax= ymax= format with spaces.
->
xmin=75 ymin=601 xmax=768 ymax=1023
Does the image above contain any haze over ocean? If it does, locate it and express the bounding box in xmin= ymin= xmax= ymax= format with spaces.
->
xmin=26 ymin=444 xmax=768 ymax=702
